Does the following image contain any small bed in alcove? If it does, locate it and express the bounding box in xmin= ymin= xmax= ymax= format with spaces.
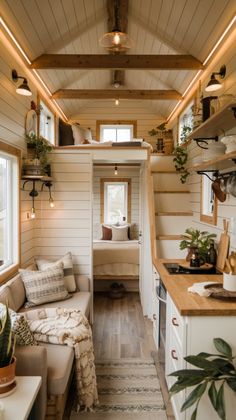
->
xmin=93 ymin=239 xmax=139 ymax=280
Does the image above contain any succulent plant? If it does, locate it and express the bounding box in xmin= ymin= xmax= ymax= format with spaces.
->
xmin=0 ymin=304 xmax=15 ymax=368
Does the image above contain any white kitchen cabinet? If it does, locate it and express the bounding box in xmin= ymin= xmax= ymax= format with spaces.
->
xmin=152 ymin=265 xmax=160 ymax=348
xmin=165 ymin=293 xmax=236 ymax=420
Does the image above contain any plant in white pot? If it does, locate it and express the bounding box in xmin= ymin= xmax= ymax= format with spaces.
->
xmin=0 ymin=304 xmax=16 ymax=396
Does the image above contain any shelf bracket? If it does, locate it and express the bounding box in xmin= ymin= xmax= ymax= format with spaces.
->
xmin=197 ymin=170 xmax=219 ymax=181
xmin=193 ymin=136 xmax=218 ymax=149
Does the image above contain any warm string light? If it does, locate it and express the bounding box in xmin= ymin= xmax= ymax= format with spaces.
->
xmin=167 ymin=14 xmax=236 ymax=123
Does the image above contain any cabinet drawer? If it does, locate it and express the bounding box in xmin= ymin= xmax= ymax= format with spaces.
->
xmin=169 ymin=299 xmax=185 ymax=347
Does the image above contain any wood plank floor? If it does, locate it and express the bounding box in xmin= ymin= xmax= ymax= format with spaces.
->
xmin=92 ymin=292 xmax=156 ymax=360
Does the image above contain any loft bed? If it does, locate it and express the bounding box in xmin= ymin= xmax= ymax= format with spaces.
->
xmin=93 ymin=239 xmax=139 ymax=281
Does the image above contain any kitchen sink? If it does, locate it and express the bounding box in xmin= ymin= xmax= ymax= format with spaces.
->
xmin=164 ymin=263 xmax=221 ymax=275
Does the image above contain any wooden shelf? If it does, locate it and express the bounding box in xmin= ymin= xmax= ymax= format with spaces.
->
xmin=21 ymin=175 xmax=53 ymax=181
xmin=188 ymin=151 xmax=236 ymax=172
xmin=154 ymin=190 xmax=190 ymax=194
xmin=185 ymin=101 xmax=236 ymax=142
xmin=156 ymin=235 xmax=182 ymax=240
xmin=155 ymin=211 xmax=193 ymax=216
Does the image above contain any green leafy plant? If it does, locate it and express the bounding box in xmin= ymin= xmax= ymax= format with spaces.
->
xmin=180 ymin=228 xmax=216 ymax=259
xmin=148 ymin=123 xmax=172 ymax=138
xmin=25 ymin=134 xmax=53 ymax=171
xmin=173 ymin=145 xmax=189 ymax=184
xmin=0 ymin=304 xmax=15 ymax=368
xmin=169 ymin=338 xmax=236 ymax=420
xmin=180 ymin=125 xmax=192 ymax=143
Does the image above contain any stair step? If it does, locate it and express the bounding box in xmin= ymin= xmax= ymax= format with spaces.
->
xmin=156 ymin=235 xmax=182 ymax=240
xmin=155 ymin=212 xmax=193 ymax=216
xmin=154 ymin=190 xmax=190 ymax=194
xmin=151 ymin=170 xmax=177 ymax=174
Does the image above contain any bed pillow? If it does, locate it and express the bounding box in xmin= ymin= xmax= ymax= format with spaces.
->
xmin=72 ymin=125 xmax=93 ymax=144
xmin=111 ymin=226 xmax=129 ymax=241
xmin=101 ymin=225 xmax=112 ymax=240
xmin=35 ymin=252 xmax=76 ymax=292
xmin=19 ymin=264 xmax=69 ymax=308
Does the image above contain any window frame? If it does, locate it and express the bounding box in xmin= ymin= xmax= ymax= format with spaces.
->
xmin=37 ymin=94 xmax=56 ymax=145
xmin=96 ymin=120 xmax=137 ymax=141
xmin=100 ymin=178 xmax=131 ymax=224
xmin=0 ymin=141 xmax=21 ymax=283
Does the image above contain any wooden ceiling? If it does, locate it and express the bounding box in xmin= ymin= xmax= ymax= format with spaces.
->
xmin=1 ymin=0 xmax=235 ymax=120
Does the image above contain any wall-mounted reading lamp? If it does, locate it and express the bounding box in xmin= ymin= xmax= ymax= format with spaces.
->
xmin=12 ymin=69 xmax=32 ymax=96
xmin=114 ymin=165 xmax=118 ymax=175
xmin=42 ymin=181 xmax=55 ymax=208
xmin=22 ymin=179 xmax=54 ymax=219
xmin=205 ymin=65 xmax=226 ymax=92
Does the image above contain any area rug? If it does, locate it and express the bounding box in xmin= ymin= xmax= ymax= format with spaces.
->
xmin=70 ymin=358 xmax=167 ymax=420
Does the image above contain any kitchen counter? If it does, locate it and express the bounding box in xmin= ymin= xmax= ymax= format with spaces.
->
xmin=154 ymin=258 xmax=236 ymax=316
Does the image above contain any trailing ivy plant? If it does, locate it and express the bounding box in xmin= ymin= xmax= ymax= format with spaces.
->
xmin=173 ymin=145 xmax=189 ymax=184
xmin=169 ymin=338 xmax=236 ymax=420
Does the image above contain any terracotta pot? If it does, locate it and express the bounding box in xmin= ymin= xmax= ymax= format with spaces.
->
xmin=0 ymin=357 xmax=17 ymax=396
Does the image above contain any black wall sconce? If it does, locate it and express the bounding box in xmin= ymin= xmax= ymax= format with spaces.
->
xmin=41 ymin=180 xmax=54 ymax=208
xmin=22 ymin=179 xmax=54 ymax=219
xmin=12 ymin=69 xmax=32 ymax=96
xmin=205 ymin=65 xmax=226 ymax=92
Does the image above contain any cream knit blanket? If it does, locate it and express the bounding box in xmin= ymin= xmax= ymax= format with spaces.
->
xmin=24 ymin=307 xmax=98 ymax=411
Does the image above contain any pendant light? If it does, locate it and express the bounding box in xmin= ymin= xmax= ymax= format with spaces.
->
xmin=99 ymin=0 xmax=133 ymax=52
xmin=12 ymin=69 xmax=32 ymax=96
xmin=114 ymin=165 xmax=118 ymax=175
xmin=205 ymin=65 xmax=226 ymax=92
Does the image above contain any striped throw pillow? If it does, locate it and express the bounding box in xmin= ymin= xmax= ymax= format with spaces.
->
xmin=19 ymin=264 xmax=69 ymax=308
xmin=35 ymin=252 xmax=76 ymax=292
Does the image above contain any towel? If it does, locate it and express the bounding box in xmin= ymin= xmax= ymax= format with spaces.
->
xmin=188 ymin=282 xmax=217 ymax=297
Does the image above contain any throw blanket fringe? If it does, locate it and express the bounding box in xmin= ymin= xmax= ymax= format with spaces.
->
xmin=24 ymin=307 xmax=98 ymax=410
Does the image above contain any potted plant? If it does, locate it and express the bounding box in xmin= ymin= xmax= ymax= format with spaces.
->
xmin=173 ymin=145 xmax=189 ymax=184
xmin=0 ymin=304 xmax=16 ymax=396
xmin=24 ymin=134 xmax=53 ymax=176
xmin=169 ymin=337 xmax=236 ymax=420
xmin=180 ymin=228 xmax=217 ymax=262
xmin=180 ymin=124 xmax=192 ymax=143
xmin=148 ymin=123 xmax=173 ymax=154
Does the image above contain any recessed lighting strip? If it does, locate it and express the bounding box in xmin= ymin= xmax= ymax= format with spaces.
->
xmin=167 ymin=14 xmax=236 ymax=123
xmin=0 ymin=16 xmax=68 ymax=122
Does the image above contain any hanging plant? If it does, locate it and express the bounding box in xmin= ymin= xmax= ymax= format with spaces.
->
xmin=173 ymin=145 xmax=189 ymax=184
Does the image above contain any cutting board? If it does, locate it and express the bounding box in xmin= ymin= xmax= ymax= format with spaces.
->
xmin=217 ymin=219 xmax=230 ymax=271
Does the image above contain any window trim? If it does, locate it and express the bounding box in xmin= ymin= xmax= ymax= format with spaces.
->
xmin=100 ymin=178 xmax=131 ymax=224
xmin=96 ymin=120 xmax=137 ymax=141
xmin=37 ymin=94 xmax=56 ymax=145
xmin=0 ymin=141 xmax=21 ymax=283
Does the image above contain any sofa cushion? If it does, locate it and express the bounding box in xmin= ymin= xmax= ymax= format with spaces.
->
xmin=0 ymin=285 xmax=16 ymax=310
xmin=44 ymin=343 xmax=74 ymax=395
xmin=19 ymin=264 xmax=69 ymax=308
xmin=10 ymin=310 xmax=37 ymax=346
xmin=7 ymin=274 xmax=26 ymax=311
xmin=35 ymin=252 xmax=76 ymax=293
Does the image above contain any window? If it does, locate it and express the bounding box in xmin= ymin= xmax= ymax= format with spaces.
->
xmin=39 ymin=99 xmax=55 ymax=144
xmin=0 ymin=142 xmax=20 ymax=279
xmin=100 ymin=178 xmax=131 ymax=224
xmin=96 ymin=120 xmax=137 ymax=142
xmin=178 ymin=101 xmax=194 ymax=144
xmin=200 ymin=174 xmax=217 ymax=225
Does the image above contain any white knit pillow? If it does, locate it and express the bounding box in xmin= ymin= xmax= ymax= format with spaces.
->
xmin=19 ymin=264 xmax=69 ymax=308
xmin=111 ymin=226 xmax=129 ymax=241
xmin=35 ymin=252 xmax=76 ymax=292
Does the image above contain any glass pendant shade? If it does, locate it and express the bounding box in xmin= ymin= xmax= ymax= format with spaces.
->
xmin=99 ymin=30 xmax=132 ymax=52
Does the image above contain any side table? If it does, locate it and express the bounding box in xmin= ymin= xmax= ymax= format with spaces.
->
xmin=0 ymin=376 xmax=42 ymax=420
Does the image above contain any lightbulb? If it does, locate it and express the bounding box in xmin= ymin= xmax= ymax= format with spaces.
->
xmin=115 ymin=99 xmax=119 ymax=106
xmin=114 ymin=166 xmax=118 ymax=175
xmin=49 ymin=197 xmax=55 ymax=208
xmin=113 ymin=32 xmax=121 ymax=45
xmin=30 ymin=207 xmax=36 ymax=219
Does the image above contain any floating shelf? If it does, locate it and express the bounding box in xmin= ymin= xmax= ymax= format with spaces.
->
xmin=188 ymin=151 xmax=236 ymax=172
xmin=185 ymin=101 xmax=236 ymax=142
xmin=21 ymin=175 xmax=53 ymax=181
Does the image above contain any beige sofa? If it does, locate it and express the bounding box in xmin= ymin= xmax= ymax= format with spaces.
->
xmin=0 ymin=270 xmax=92 ymax=420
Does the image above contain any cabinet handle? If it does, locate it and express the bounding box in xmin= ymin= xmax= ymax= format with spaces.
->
xmin=172 ymin=317 xmax=179 ymax=327
xmin=171 ymin=349 xmax=178 ymax=360
xmin=153 ymin=314 xmax=157 ymax=320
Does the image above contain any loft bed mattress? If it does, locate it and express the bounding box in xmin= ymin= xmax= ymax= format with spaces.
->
xmin=93 ymin=240 xmax=139 ymax=277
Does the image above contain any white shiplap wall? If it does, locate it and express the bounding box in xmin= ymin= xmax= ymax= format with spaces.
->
xmin=0 ymin=37 xmax=37 ymax=267
xmin=34 ymin=149 xmax=93 ymax=283
xmin=93 ymin=166 xmax=140 ymax=239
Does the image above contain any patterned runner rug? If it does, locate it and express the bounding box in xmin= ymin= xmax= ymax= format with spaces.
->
xmin=70 ymin=358 xmax=167 ymax=420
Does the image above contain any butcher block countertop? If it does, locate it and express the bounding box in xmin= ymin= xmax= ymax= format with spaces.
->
xmin=154 ymin=258 xmax=236 ymax=316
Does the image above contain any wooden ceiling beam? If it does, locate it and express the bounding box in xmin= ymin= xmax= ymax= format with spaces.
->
xmin=52 ymin=89 xmax=182 ymax=100
xmin=30 ymin=54 xmax=203 ymax=70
